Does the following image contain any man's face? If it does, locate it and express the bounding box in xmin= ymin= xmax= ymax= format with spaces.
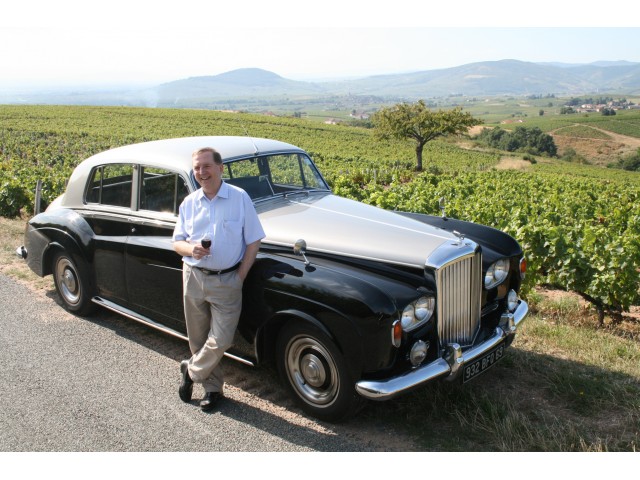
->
xmin=193 ymin=151 xmax=224 ymax=191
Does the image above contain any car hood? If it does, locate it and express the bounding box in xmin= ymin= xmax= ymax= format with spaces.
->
xmin=258 ymin=194 xmax=458 ymax=268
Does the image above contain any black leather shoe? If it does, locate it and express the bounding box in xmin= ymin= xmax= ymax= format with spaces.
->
xmin=178 ymin=360 xmax=193 ymax=403
xmin=200 ymin=392 xmax=222 ymax=412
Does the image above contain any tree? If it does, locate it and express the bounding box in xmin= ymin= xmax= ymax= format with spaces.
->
xmin=477 ymin=126 xmax=557 ymax=157
xmin=372 ymin=101 xmax=481 ymax=171
xmin=622 ymin=148 xmax=640 ymax=171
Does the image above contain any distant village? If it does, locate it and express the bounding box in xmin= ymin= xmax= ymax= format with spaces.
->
xmin=563 ymin=98 xmax=639 ymax=114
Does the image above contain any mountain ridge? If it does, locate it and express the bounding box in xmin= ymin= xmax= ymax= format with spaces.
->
xmin=150 ymin=60 xmax=640 ymax=102
xmin=3 ymin=60 xmax=640 ymax=108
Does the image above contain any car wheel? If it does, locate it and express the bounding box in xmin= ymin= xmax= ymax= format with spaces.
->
xmin=52 ymin=251 xmax=95 ymax=315
xmin=276 ymin=321 xmax=359 ymax=422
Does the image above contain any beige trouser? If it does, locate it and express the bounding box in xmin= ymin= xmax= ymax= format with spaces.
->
xmin=182 ymin=264 xmax=243 ymax=393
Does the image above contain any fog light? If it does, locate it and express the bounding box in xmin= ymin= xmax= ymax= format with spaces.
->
xmin=410 ymin=340 xmax=428 ymax=366
xmin=508 ymin=289 xmax=519 ymax=312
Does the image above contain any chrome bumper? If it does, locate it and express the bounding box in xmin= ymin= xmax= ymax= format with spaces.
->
xmin=355 ymin=299 xmax=529 ymax=401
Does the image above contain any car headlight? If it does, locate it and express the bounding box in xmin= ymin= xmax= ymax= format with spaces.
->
xmin=400 ymin=296 xmax=435 ymax=332
xmin=485 ymin=258 xmax=510 ymax=289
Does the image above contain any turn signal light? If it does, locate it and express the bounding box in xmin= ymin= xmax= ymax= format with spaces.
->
xmin=392 ymin=320 xmax=402 ymax=348
xmin=520 ymin=258 xmax=527 ymax=279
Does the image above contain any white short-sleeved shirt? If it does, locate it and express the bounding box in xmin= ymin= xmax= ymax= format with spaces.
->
xmin=172 ymin=182 xmax=265 ymax=270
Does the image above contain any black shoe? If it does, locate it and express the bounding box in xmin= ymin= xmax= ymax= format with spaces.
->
xmin=200 ymin=392 xmax=222 ymax=412
xmin=178 ymin=360 xmax=193 ymax=403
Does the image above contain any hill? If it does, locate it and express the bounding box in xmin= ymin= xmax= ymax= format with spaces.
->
xmin=153 ymin=68 xmax=326 ymax=102
xmin=2 ymin=60 xmax=640 ymax=108
xmin=148 ymin=60 xmax=640 ymax=105
xmin=326 ymin=60 xmax=640 ymax=97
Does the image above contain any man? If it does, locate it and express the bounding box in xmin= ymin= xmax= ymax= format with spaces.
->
xmin=172 ymin=147 xmax=265 ymax=412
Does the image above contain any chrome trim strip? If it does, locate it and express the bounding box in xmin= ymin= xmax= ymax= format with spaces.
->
xmin=93 ymin=296 xmax=188 ymax=340
xmin=92 ymin=297 xmax=256 ymax=367
xmin=355 ymin=299 xmax=529 ymax=401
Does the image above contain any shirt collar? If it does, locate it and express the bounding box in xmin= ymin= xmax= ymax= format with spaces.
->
xmin=196 ymin=181 xmax=230 ymax=202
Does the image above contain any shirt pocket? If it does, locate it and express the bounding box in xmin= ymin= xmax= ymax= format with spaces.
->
xmin=220 ymin=219 xmax=243 ymax=246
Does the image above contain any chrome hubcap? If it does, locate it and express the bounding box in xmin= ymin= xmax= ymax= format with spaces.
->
xmin=286 ymin=336 xmax=339 ymax=407
xmin=63 ymin=269 xmax=77 ymax=293
xmin=300 ymin=353 xmax=327 ymax=388
xmin=56 ymin=258 xmax=80 ymax=305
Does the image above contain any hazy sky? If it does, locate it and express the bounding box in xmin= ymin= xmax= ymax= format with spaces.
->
xmin=2 ymin=0 xmax=639 ymax=90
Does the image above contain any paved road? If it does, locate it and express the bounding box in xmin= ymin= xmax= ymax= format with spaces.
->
xmin=0 ymin=273 xmax=413 ymax=452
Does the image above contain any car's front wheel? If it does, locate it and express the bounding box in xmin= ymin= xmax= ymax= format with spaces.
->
xmin=276 ymin=321 xmax=359 ymax=422
xmin=52 ymin=251 xmax=95 ymax=316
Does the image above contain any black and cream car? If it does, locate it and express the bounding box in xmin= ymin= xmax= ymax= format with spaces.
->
xmin=17 ymin=136 xmax=528 ymax=421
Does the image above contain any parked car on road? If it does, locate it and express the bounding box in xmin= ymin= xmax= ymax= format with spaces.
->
xmin=17 ymin=136 xmax=528 ymax=421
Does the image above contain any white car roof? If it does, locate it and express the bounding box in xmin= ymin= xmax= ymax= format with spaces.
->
xmin=60 ymin=136 xmax=306 ymax=208
xmin=83 ymin=136 xmax=305 ymax=172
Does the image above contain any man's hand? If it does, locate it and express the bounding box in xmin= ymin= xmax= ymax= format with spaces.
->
xmin=191 ymin=244 xmax=210 ymax=260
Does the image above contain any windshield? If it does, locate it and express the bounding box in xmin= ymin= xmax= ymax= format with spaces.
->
xmin=221 ymin=152 xmax=330 ymax=200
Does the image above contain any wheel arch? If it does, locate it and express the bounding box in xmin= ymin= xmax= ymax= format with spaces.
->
xmin=27 ymin=209 xmax=96 ymax=285
xmin=255 ymin=309 xmax=364 ymax=382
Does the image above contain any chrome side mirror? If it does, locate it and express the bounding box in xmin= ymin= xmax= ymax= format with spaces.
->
xmin=293 ymin=239 xmax=310 ymax=266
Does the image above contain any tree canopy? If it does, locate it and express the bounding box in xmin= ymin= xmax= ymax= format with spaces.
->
xmin=372 ymin=101 xmax=481 ymax=170
xmin=477 ymin=126 xmax=558 ymax=157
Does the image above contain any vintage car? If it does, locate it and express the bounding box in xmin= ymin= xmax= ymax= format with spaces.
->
xmin=17 ymin=136 xmax=528 ymax=422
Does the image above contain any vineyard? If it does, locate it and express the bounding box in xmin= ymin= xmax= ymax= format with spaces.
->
xmin=2 ymin=104 xmax=640 ymax=320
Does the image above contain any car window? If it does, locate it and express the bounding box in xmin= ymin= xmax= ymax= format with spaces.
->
xmin=268 ymin=154 xmax=328 ymax=190
xmin=224 ymin=158 xmax=260 ymax=179
xmin=298 ymin=155 xmax=326 ymax=189
xmin=223 ymin=153 xmax=329 ymax=200
xmin=86 ymin=164 xmax=133 ymax=208
xmin=139 ymin=166 xmax=190 ymax=215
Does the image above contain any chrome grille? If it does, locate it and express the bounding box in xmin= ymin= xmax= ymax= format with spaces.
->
xmin=434 ymin=248 xmax=482 ymax=347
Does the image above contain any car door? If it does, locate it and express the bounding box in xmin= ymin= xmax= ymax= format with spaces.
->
xmin=83 ymin=163 xmax=135 ymax=303
xmin=124 ymin=166 xmax=191 ymax=333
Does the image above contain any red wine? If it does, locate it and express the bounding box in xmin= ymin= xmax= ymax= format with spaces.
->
xmin=201 ymin=239 xmax=212 ymax=249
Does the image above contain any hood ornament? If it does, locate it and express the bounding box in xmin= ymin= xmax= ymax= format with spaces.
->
xmin=439 ymin=197 xmax=447 ymax=219
xmin=453 ymin=230 xmax=466 ymax=244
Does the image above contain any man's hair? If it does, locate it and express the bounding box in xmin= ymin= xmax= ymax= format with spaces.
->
xmin=192 ymin=147 xmax=222 ymax=164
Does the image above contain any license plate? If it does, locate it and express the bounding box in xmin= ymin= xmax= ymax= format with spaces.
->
xmin=462 ymin=343 xmax=505 ymax=383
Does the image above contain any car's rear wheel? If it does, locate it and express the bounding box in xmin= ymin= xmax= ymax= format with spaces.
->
xmin=276 ymin=321 xmax=359 ymax=422
xmin=52 ymin=251 xmax=95 ymax=315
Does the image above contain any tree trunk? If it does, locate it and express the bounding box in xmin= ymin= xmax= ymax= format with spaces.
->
xmin=415 ymin=144 xmax=424 ymax=171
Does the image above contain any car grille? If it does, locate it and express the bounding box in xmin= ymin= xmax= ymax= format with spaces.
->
xmin=435 ymin=249 xmax=482 ymax=347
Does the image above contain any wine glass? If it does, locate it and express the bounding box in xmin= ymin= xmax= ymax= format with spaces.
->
xmin=201 ymin=234 xmax=212 ymax=258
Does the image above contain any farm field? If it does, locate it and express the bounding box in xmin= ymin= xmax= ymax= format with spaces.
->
xmin=1 ymin=104 xmax=639 ymax=451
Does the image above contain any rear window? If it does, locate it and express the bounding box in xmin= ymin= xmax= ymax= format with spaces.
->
xmin=86 ymin=164 xmax=133 ymax=208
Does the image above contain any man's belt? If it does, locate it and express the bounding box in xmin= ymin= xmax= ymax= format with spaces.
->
xmin=195 ymin=263 xmax=241 ymax=276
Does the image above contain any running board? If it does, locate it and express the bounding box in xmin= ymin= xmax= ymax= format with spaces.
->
xmin=92 ymin=297 xmax=256 ymax=367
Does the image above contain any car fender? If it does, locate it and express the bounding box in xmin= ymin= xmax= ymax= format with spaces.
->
xmin=244 ymin=254 xmax=416 ymax=379
xmin=26 ymin=208 xmax=95 ymax=278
